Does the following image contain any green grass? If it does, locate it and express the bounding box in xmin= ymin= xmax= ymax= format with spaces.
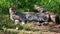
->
xmin=0 ymin=0 xmax=60 ymax=14
xmin=0 ymin=0 xmax=60 ymax=34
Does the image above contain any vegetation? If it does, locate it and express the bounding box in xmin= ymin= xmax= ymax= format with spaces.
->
xmin=0 ymin=0 xmax=60 ymax=14
xmin=0 ymin=0 xmax=60 ymax=34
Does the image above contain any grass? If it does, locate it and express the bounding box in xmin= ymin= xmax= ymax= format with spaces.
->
xmin=0 ymin=15 xmax=60 ymax=34
xmin=0 ymin=0 xmax=60 ymax=14
xmin=0 ymin=15 xmax=48 ymax=34
xmin=0 ymin=0 xmax=60 ymax=34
